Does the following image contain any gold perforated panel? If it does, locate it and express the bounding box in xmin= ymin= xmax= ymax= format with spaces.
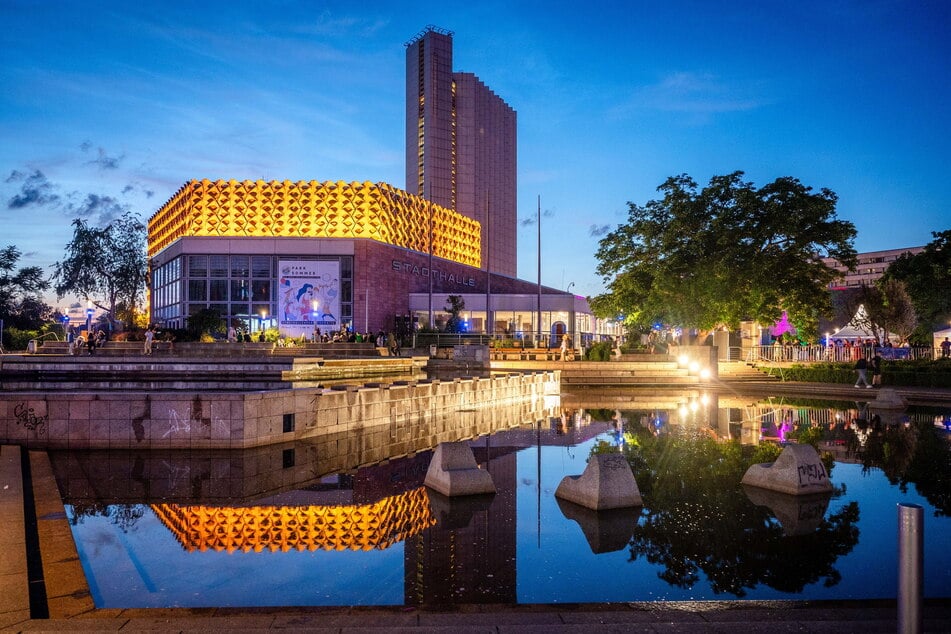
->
xmin=150 ymin=487 xmax=435 ymax=553
xmin=147 ymin=179 xmax=481 ymax=267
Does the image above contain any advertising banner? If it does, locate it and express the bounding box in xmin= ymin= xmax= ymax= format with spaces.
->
xmin=278 ymin=260 xmax=340 ymax=337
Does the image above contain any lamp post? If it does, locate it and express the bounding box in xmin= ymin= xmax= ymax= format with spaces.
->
xmin=85 ymin=300 xmax=94 ymax=338
xmin=566 ymin=282 xmax=575 ymax=295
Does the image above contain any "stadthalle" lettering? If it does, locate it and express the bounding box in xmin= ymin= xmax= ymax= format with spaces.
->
xmin=391 ymin=260 xmax=476 ymax=286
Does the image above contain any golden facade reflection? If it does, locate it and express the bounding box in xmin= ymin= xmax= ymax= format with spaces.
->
xmin=147 ymin=179 xmax=481 ymax=266
xmin=151 ymin=487 xmax=436 ymax=553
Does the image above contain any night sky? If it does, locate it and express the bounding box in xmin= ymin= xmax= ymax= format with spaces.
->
xmin=2 ymin=0 xmax=948 ymax=308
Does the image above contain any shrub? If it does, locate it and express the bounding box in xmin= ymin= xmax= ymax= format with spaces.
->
xmin=585 ymin=341 xmax=613 ymax=361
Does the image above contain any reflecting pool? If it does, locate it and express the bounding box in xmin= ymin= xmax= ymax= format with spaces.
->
xmin=53 ymin=392 xmax=951 ymax=608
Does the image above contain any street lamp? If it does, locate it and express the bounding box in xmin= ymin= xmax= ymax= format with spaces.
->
xmin=85 ymin=300 xmax=93 ymax=337
xmin=567 ymin=282 xmax=575 ymax=294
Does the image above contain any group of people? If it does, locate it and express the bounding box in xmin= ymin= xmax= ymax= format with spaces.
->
xmin=67 ymin=327 xmax=106 ymax=356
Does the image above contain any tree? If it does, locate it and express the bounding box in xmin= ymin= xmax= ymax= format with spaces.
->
xmin=591 ymin=172 xmax=857 ymax=341
xmin=0 ymin=245 xmax=53 ymax=331
xmin=187 ymin=308 xmax=225 ymax=340
xmin=444 ymin=295 xmax=466 ymax=333
xmin=884 ymin=229 xmax=951 ymax=339
xmin=52 ymin=212 xmax=147 ymax=329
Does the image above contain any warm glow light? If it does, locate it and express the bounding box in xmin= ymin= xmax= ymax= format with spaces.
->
xmin=699 ymin=368 xmax=711 ymax=380
xmin=147 ymin=179 xmax=481 ymax=267
xmin=689 ymin=361 xmax=700 ymax=373
xmin=677 ymin=354 xmax=689 ymax=366
xmin=151 ymin=487 xmax=435 ymax=553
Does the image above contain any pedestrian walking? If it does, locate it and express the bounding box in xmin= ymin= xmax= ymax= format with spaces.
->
xmin=143 ymin=326 xmax=154 ymax=356
xmin=854 ymin=357 xmax=871 ymax=388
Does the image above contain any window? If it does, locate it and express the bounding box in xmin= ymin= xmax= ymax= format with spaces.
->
xmin=188 ymin=280 xmax=207 ymax=301
xmin=252 ymin=256 xmax=271 ymax=278
xmin=210 ymin=279 xmax=228 ymax=301
xmin=210 ymin=255 xmax=228 ymax=278
xmin=189 ymin=256 xmax=207 ymax=277
xmin=231 ymin=255 xmax=249 ymax=278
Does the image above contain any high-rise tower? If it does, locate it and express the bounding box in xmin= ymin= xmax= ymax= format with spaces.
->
xmin=405 ymin=26 xmax=517 ymax=277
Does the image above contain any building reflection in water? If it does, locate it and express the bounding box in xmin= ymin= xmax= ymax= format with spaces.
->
xmin=51 ymin=389 xmax=946 ymax=608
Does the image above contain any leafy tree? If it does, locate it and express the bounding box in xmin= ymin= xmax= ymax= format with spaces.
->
xmin=444 ymin=295 xmax=465 ymax=332
xmin=618 ymin=429 xmax=859 ymax=597
xmin=837 ymin=280 xmax=916 ymax=344
xmin=884 ymin=229 xmax=951 ymax=339
xmin=187 ymin=308 xmax=225 ymax=340
xmin=0 ymin=245 xmax=53 ymax=334
xmin=591 ymin=172 xmax=857 ymax=341
xmin=52 ymin=212 xmax=147 ymax=330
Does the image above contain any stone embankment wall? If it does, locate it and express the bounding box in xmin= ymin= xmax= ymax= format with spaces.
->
xmin=0 ymin=372 xmax=559 ymax=450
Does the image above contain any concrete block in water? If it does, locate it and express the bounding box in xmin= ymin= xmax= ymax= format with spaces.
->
xmin=741 ymin=443 xmax=832 ymax=495
xmin=424 ymin=442 xmax=496 ymax=496
xmin=556 ymin=497 xmax=639 ymax=553
xmin=555 ymin=452 xmax=643 ymax=510
xmin=868 ymin=388 xmax=907 ymax=410
xmin=742 ymin=484 xmax=832 ymax=536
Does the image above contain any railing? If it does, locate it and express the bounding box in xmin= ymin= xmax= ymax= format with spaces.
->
xmin=744 ymin=344 xmax=935 ymax=363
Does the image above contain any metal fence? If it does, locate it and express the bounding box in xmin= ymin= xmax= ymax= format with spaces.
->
xmin=743 ymin=344 xmax=936 ymax=364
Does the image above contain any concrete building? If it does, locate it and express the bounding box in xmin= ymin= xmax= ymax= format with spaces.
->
xmin=405 ymin=26 xmax=517 ymax=277
xmin=146 ymin=28 xmax=618 ymax=344
xmin=823 ymin=246 xmax=923 ymax=290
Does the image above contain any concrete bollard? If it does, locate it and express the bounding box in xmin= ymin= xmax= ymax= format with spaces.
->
xmin=741 ymin=443 xmax=833 ymax=496
xmin=555 ymin=452 xmax=642 ymax=510
xmin=898 ymin=503 xmax=923 ymax=634
xmin=424 ymin=442 xmax=496 ymax=497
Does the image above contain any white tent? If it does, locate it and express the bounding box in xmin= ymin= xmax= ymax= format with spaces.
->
xmin=829 ymin=305 xmax=895 ymax=342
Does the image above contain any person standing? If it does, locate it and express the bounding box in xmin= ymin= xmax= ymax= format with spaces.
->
xmin=560 ymin=333 xmax=571 ymax=361
xmin=66 ymin=328 xmax=75 ymax=356
xmin=870 ymin=352 xmax=883 ymax=387
xmin=854 ymin=357 xmax=871 ymax=388
xmin=143 ymin=326 xmax=154 ymax=356
xmin=942 ymin=337 xmax=951 ymax=359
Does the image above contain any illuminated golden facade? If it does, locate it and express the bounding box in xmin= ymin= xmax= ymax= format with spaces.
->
xmin=150 ymin=487 xmax=436 ymax=553
xmin=147 ymin=179 xmax=481 ymax=267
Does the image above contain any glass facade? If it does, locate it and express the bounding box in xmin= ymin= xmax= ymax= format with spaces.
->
xmin=150 ymin=255 xmax=353 ymax=332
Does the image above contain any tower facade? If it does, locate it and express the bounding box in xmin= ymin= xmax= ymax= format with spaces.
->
xmin=405 ymin=27 xmax=517 ymax=277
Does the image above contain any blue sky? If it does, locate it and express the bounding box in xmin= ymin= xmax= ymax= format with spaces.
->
xmin=2 ymin=0 xmax=948 ymax=309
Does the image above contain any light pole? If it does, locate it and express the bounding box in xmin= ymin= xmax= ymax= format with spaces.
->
xmin=566 ymin=282 xmax=575 ymax=294
xmin=85 ymin=300 xmax=93 ymax=338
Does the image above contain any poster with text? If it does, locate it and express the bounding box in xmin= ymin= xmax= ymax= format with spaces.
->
xmin=278 ymin=260 xmax=340 ymax=338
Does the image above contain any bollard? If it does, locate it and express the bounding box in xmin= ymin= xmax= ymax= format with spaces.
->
xmin=897 ymin=503 xmax=923 ymax=634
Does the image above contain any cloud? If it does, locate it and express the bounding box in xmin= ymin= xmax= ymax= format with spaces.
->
xmin=610 ymin=71 xmax=766 ymax=121
xmin=63 ymin=193 xmax=130 ymax=224
xmin=589 ymin=224 xmax=611 ymax=237
xmin=87 ymin=147 xmax=124 ymax=170
xmin=519 ymin=207 xmax=556 ymax=226
xmin=5 ymin=170 xmax=61 ymax=209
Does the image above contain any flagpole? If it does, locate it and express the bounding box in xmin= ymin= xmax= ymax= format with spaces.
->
xmin=537 ymin=195 xmax=542 ymax=347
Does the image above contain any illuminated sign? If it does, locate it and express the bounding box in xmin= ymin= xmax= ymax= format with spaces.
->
xmin=392 ymin=260 xmax=476 ymax=287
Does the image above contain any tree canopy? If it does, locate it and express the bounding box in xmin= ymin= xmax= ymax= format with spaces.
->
xmin=0 ymin=244 xmax=53 ymax=330
xmin=591 ymin=172 xmax=857 ymax=339
xmin=52 ymin=212 xmax=147 ymax=329
xmin=883 ymin=229 xmax=951 ymax=335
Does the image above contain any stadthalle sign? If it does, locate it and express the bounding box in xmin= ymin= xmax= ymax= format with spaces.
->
xmin=391 ymin=259 xmax=476 ymax=287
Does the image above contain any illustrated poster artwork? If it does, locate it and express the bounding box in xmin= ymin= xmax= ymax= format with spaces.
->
xmin=277 ymin=260 xmax=340 ymax=337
